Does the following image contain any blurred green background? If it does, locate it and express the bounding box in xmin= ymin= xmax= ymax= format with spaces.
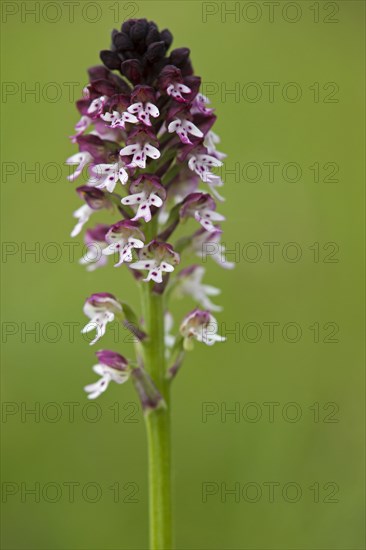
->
xmin=1 ymin=1 xmax=365 ymax=549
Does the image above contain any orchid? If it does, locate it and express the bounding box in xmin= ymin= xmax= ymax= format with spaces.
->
xmin=130 ymin=240 xmax=180 ymax=283
xmin=180 ymin=192 xmax=225 ymax=232
xmin=67 ymin=18 xmax=232 ymax=549
xmin=91 ymin=160 xmax=129 ymax=191
xmin=180 ymin=309 xmax=225 ymax=349
xmin=121 ymin=174 xmax=166 ymax=223
xmin=70 ymin=186 xmax=113 ymax=237
xmin=79 ymin=224 xmax=109 ymax=271
xmin=175 ymin=265 xmax=222 ymax=312
xmin=82 ymin=293 xmax=122 ymax=345
xmin=84 ymin=350 xmax=130 ymax=399
xmin=102 ymin=220 xmax=145 ymax=266
xmin=66 ymin=151 xmax=92 ymax=182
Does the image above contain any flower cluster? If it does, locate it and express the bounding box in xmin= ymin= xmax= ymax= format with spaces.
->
xmin=67 ymin=19 xmax=232 ymax=401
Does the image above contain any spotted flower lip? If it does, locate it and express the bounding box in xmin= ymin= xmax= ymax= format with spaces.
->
xmin=190 ymin=93 xmax=214 ymax=116
xmin=82 ymin=293 xmax=122 ymax=346
xmin=158 ymin=65 xmax=192 ymax=102
xmin=103 ymin=220 xmax=145 ymax=267
xmin=180 ymin=192 xmax=225 ymax=232
xmin=177 ymin=265 xmax=222 ymax=312
xmin=84 ymin=350 xmax=129 ymax=399
xmin=127 ymin=85 xmax=160 ymax=127
xmin=130 ymin=240 xmax=180 ymax=283
xmin=180 ymin=308 xmax=225 ymax=347
xmin=101 ymin=109 xmax=138 ymax=129
xmin=119 ymin=127 xmax=160 ymax=169
xmin=87 ymin=95 xmax=107 ymax=116
xmin=188 ymin=152 xmax=223 ymax=181
xmin=121 ymin=174 xmax=166 ymax=223
xmin=91 ymin=160 xmax=129 ymax=191
xmin=167 ymin=105 xmax=203 ymax=144
xmin=186 ymin=150 xmax=225 ymax=201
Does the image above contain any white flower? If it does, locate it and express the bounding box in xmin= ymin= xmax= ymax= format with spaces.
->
xmin=102 ymin=221 xmax=145 ymax=267
xmin=167 ymin=82 xmax=191 ymax=102
xmin=190 ymin=93 xmax=214 ymax=116
xmin=204 ymin=173 xmax=225 ymax=202
xmin=188 ymin=153 xmax=225 ymax=201
xmin=168 ymin=118 xmax=203 ymax=144
xmin=127 ymin=101 xmax=160 ymax=126
xmin=71 ymin=187 xmax=110 ymax=238
xmin=120 ymin=142 xmax=160 ymax=169
xmin=70 ymin=115 xmax=92 ymax=142
xmin=79 ymin=242 xmax=107 ymax=271
xmin=87 ymin=95 xmax=107 ymax=116
xmin=71 ymin=204 xmax=94 ymax=237
xmin=180 ymin=309 xmax=225 ymax=348
xmin=176 ymin=266 xmax=222 ymax=312
xmin=91 ymin=161 xmax=129 ymax=192
xmin=204 ymin=131 xmax=226 ymax=161
xmin=84 ymin=351 xmax=129 ymax=399
xmin=191 ymin=229 xmax=235 ymax=270
xmin=121 ymin=175 xmax=166 ymax=223
xmin=130 ymin=242 xmax=180 ymax=284
xmin=131 ymin=259 xmax=174 ymax=284
xmin=82 ymin=293 xmax=122 ymax=346
xmin=66 ymin=151 xmax=92 ymax=182
xmin=101 ymin=110 xmax=138 ymax=129
xmin=79 ymin=225 xmax=109 ymax=271
xmin=188 ymin=153 xmax=222 ymax=181
xmin=180 ymin=192 xmax=225 ymax=233
xmin=84 ymin=364 xmax=129 ymax=399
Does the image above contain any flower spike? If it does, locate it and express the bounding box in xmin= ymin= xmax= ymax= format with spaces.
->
xmin=67 ymin=20 xmax=232 ymax=543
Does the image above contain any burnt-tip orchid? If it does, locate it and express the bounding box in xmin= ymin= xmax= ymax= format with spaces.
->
xmin=180 ymin=309 xmax=225 ymax=349
xmin=84 ymin=350 xmax=130 ymax=399
xmin=180 ymin=192 xmax=225 ymax=232
xmin=79 ymin=224 xmax=109 ymax=271
xmin=102 ymin=220 xmax=145 ymax=266
xmin=82 ymin=292 xmax=122 ymax=345
xmin=122 ymin=174 xmax=166 ymax=223
xmin=67 ymin=18 xmax=231 ymax=548
xmin=130 ymin=241 xmax=180 ymax=283
xmin=175 ymin=265 xmax=222 ymax=312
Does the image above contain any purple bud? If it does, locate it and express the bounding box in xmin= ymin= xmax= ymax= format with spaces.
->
xmin=121 ymin=59 xmax=143 ymax=84
xmin=85 ymin=224 xmax=110 ymax=244
xmin=96 ymin=350 xmax=128 ymax=371
xmin=76 ymin=186 xmax=110 ymax=210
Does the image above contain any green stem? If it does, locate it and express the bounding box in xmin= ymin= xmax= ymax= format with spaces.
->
xmin=141 ymin=283 xmax=173 ymax=550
